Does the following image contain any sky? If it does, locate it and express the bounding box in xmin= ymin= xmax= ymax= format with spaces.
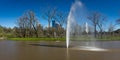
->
xmin=0 ymin=0 xmax=120 ymax=29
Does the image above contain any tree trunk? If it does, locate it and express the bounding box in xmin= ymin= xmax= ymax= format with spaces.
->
xmin=94 ymin=25 xmax=97 ymax=38
xmin=100 ymin=30 xmax=103 ymax=38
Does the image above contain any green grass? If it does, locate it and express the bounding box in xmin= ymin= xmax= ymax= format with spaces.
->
xmin=8 ymin=36 xmax=120 ymax=41
xmin=8 ymin=38 xmax=66 ymax=41
xmin=70 ymin=36 xmax=120 ymax=41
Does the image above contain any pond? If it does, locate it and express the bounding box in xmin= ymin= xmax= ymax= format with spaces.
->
xmin=0 ymin=40 xmax=120 ymax=60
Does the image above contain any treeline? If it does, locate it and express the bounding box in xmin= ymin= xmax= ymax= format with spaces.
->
xmin=0 ymin=8 xmax=120 ymax=40
xmin=0 ymin=26 xmax=13 ymax=38
xmin=87 ymin=12 xmax=120 ymax=39
xmin=4 ymin=8 xmax=67 ymax=38
xmin=14 ymin=9 xmax=67 ymax=38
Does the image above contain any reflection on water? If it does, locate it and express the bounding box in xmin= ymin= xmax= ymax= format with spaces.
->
xmin=66 ymin=48 xmax=69 ymax=60
xmin=70 ymin=41 xmax=120 ymax=49
xmin=0 ymin=40 xmax=120 ymax=60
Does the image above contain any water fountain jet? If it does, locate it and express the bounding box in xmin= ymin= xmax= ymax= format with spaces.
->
xmin=66 ymin=0 xmax=108 ymax=51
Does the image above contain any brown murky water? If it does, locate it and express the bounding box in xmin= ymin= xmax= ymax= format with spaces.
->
xmin=0 ymin=40 xmax=120 ymax=60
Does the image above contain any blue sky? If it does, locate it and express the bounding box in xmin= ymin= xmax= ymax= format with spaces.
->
xmin=0 ymin=0 xmax=120 ymax=29
xmin=0 ymin=0 xmax=72 ymax=28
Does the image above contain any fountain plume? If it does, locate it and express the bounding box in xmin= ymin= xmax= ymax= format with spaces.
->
xmin=66 ymin=0 xmax=108 ymax=51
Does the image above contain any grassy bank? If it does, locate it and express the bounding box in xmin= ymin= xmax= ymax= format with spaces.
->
xmin=69 ymin=36 xmax=120 ymax=41
xmin=9 ymin=38 xmax=66 ymax=41
xmin=8 ymin=36 xmax=120 ymax=41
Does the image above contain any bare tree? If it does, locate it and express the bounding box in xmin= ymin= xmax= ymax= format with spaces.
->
xmin=42 ymin=8 xmax=56 ymax=28
xmin=108 ymin=23 xmax=115 ymax=39
xmin=116 ymin=18 xmax=120 ymax=36
xmin=97 ymin=15 xmax=107 ymax=38
xmin=54 ymin=11 xmax=67 ymax=38
xmin=36 ymin=23 xmax=44 ymax=37
xmin=88 ymin=12 xmax=100 ymax=38
xmin=17 ymin=16 xmax=28 ymax=37
xmin=27 ymin=11 xmax=39 ymax=37
xmin=17 ymin=10 xmax=40 ymax=38
xmin=55 ymin=11 xmax=67 ymax=27
xmin=42 ymin=8 xmax=57 ymax=37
